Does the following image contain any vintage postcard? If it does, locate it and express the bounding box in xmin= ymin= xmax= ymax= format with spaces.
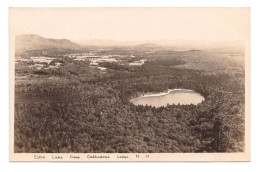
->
xmin=9 ymin=7 xmax=250 ymax=161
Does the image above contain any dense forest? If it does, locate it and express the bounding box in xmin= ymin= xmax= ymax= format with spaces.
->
xmin=14 ymin=48 xmax=245 ymax=153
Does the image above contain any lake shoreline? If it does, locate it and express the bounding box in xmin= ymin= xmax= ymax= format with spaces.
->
xmin=130 ymin=89 xmax=194 ymax=102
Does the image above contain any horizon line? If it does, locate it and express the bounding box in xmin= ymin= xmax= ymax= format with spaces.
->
xmin=16 ymin=33 xmax=244 ymax=44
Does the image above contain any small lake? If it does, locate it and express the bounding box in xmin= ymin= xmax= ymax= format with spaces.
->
xmin=131 ymin=89 xmax=204 ymax=108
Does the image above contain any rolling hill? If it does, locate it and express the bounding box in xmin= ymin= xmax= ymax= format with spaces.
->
xmin=15 ymin=34 xmax=81 ymax=54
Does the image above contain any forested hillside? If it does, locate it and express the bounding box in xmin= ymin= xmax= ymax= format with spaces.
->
xmin=14 ymin=48 xmax=245 ymax=153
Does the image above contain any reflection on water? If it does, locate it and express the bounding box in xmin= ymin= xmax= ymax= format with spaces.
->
xmin=131 ymin=89 xmax=204 ymax=108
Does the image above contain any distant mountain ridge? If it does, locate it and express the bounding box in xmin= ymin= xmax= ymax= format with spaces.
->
xmin=135 ymin=43 xmax=160 ymax=48
xmin=15 ymin=34 xmax=244 ymax=54
xmin=75 ymin=39 xmax=244 ymax=51
xmin=15 ymin=34 xmax=81 ymax=53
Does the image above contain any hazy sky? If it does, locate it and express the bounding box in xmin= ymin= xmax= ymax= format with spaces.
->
xmin=10 ymin=8 xmax=249 ymax=42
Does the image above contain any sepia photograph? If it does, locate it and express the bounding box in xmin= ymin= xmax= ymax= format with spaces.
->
xmin=9 ymin=7 xmax=250 ymax=161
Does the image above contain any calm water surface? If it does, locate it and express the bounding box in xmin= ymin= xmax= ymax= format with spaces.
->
xmin=131 ymin=89 xmax=204 ymax=108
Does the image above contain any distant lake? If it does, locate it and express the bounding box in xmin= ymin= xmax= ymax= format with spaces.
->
xmin=131 ymin=89 xmax=204 ymax=108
